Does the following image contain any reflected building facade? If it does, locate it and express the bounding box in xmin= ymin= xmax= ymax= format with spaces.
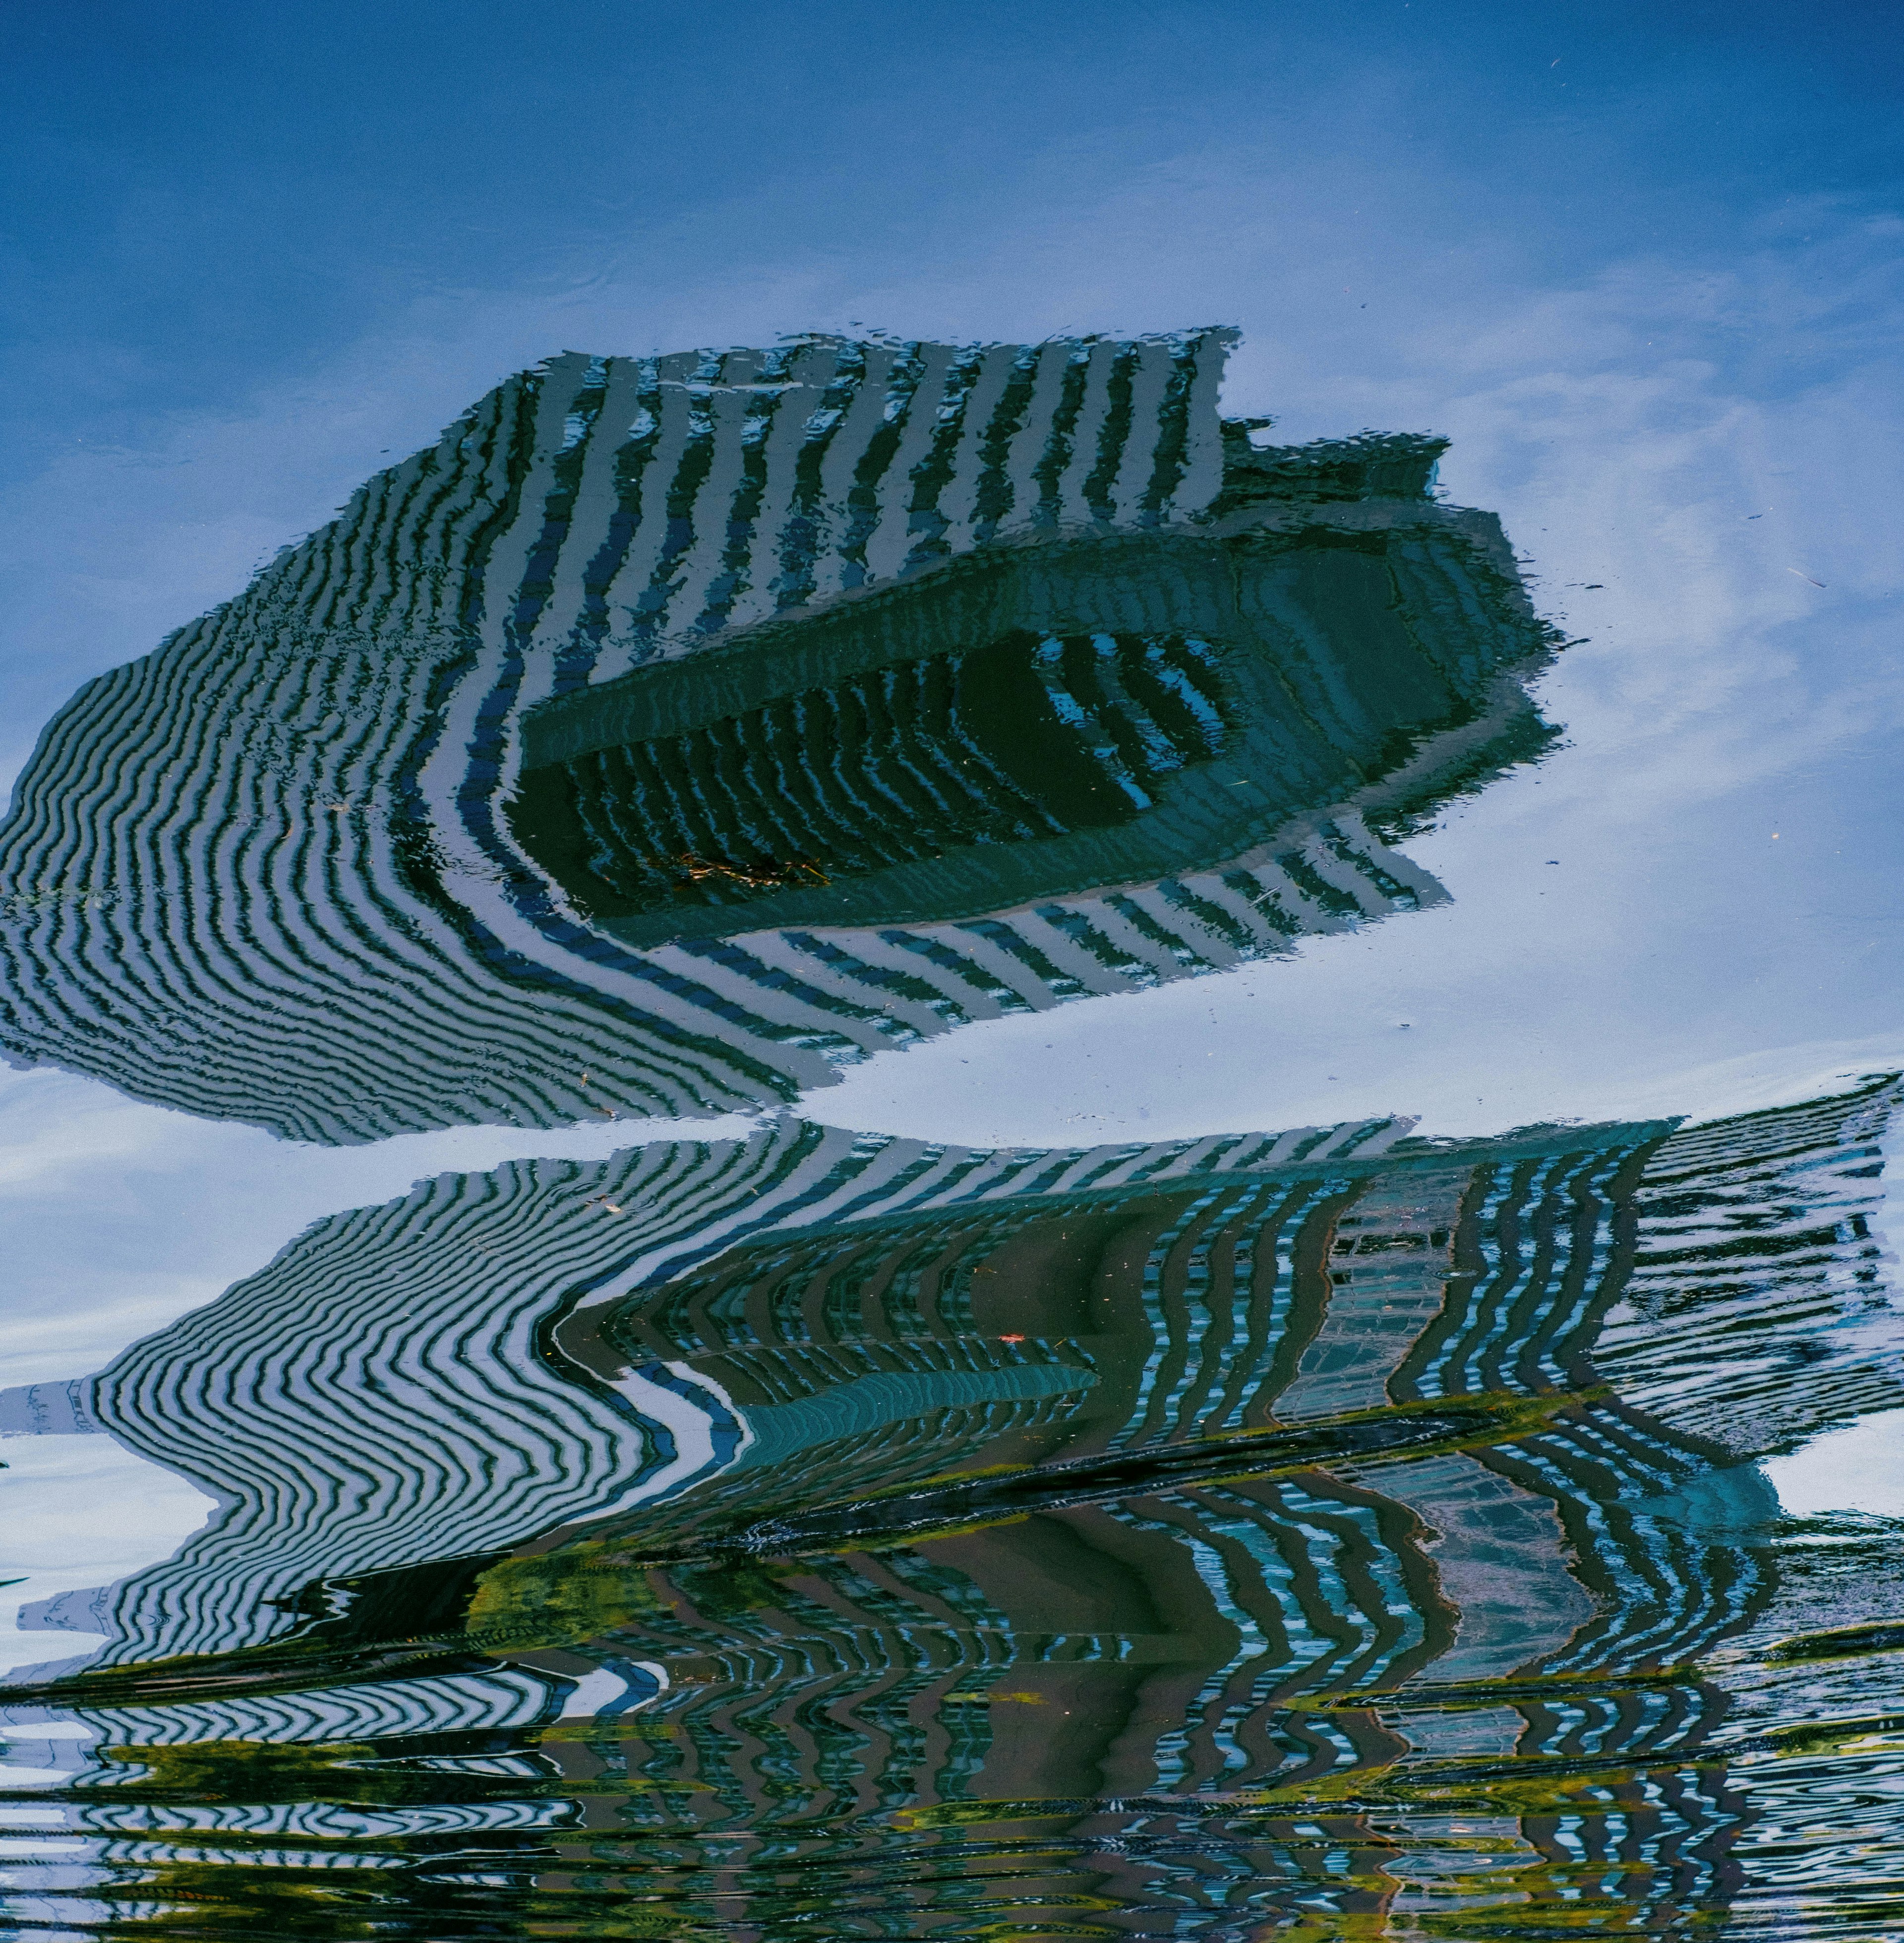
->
xmin=2 ymin=329 xmax=1900 ymax=1943
xmin=4 ymin=1080 xmax=1897 ymax=1937
xmin=0 ymin=336 xmax=1553 ymax=1142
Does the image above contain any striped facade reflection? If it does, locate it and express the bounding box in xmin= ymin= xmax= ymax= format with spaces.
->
xmin=12 ymin=1082 xmax=1891 ymax=1713
xmin=0 ymin=334 xmax=1553 ymax=1143
xmin=4 ymin=1083 xmax=1898 ymax=1935
xmin=6 ymin=1114 xmax=1406 ymax=1679
xmin=493 ymin=1081 xmax=1894 ymax=1938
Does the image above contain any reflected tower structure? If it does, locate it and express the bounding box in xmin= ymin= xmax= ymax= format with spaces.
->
xmin=1 ymin=1113 xmax=1410 ymax=1682
xmin=5 ymin=327 xmax=1899 ymax=1943
xmin=486 ymin=1081 xmax=1899 ymax=1938
xmin=0 ymin=334 xmax=1557 ymax=1142
xmin=4 ymin=1080 xmax=1897 ymax=1938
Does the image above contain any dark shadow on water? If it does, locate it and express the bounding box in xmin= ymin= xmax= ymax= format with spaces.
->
xmin=509 ymin=464 xmax=1552 ymax=945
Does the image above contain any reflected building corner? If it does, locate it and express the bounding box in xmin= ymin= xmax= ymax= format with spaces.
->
xmin=0 ymin=330 xmax=1561 ymax=1144
xmin=3 ymin=1073 xmax=1897 ymax=1937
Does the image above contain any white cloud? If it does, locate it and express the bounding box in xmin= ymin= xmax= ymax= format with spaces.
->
xmin=0 ymin=1437 xmax=216 ymax=1676
xmin=0 ymin=1066 xmax=759 ymax=1384
xmin=1765 ymin=1409 xmax=1904 ymax=1520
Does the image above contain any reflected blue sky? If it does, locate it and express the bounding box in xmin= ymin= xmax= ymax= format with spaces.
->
xmin=6 ymin=0 xmax=1900 ymax=745
xmin=3 ymin=0 xmax=1903 ymax=1377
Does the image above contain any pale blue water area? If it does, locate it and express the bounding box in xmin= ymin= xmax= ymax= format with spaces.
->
xmin=2 ymin=5 xmax=1903 ymax=1937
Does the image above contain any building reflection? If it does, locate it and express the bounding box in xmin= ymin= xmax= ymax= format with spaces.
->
xmin=0 ymin=336 xmax=1554 ymax=1143
xmin=3 ymin=1080 xmax=1895 ymax=1937
xmin=2 ymin=329 xmax=1897 ymax=1940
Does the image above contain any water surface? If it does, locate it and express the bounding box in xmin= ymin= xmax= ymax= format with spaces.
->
xmin=3 ymin=13 xmax=1904 ymax=1936
xmin=2 ymin=327 xmax=1901 ymax=1940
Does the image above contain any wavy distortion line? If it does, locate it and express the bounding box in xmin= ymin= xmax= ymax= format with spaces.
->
xmin=0 ymin=338 xmax=1554 ymax=1142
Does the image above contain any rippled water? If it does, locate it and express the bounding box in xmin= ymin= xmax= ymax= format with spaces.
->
xmin=1 ymin=321 xmax=1900 ymax=1942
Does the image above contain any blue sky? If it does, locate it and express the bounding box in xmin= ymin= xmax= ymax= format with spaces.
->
xmin=2 ymin=0 xmax=1903 ymax=1401
xmin=5 ymin=0 xmax=1901 ymax=760
xmin=10 ymin=0 xmax=1893 ymax=397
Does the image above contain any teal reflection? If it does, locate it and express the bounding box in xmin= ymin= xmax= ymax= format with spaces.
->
xmin=2 ymin=1081 xmax=1897 ymax=1939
